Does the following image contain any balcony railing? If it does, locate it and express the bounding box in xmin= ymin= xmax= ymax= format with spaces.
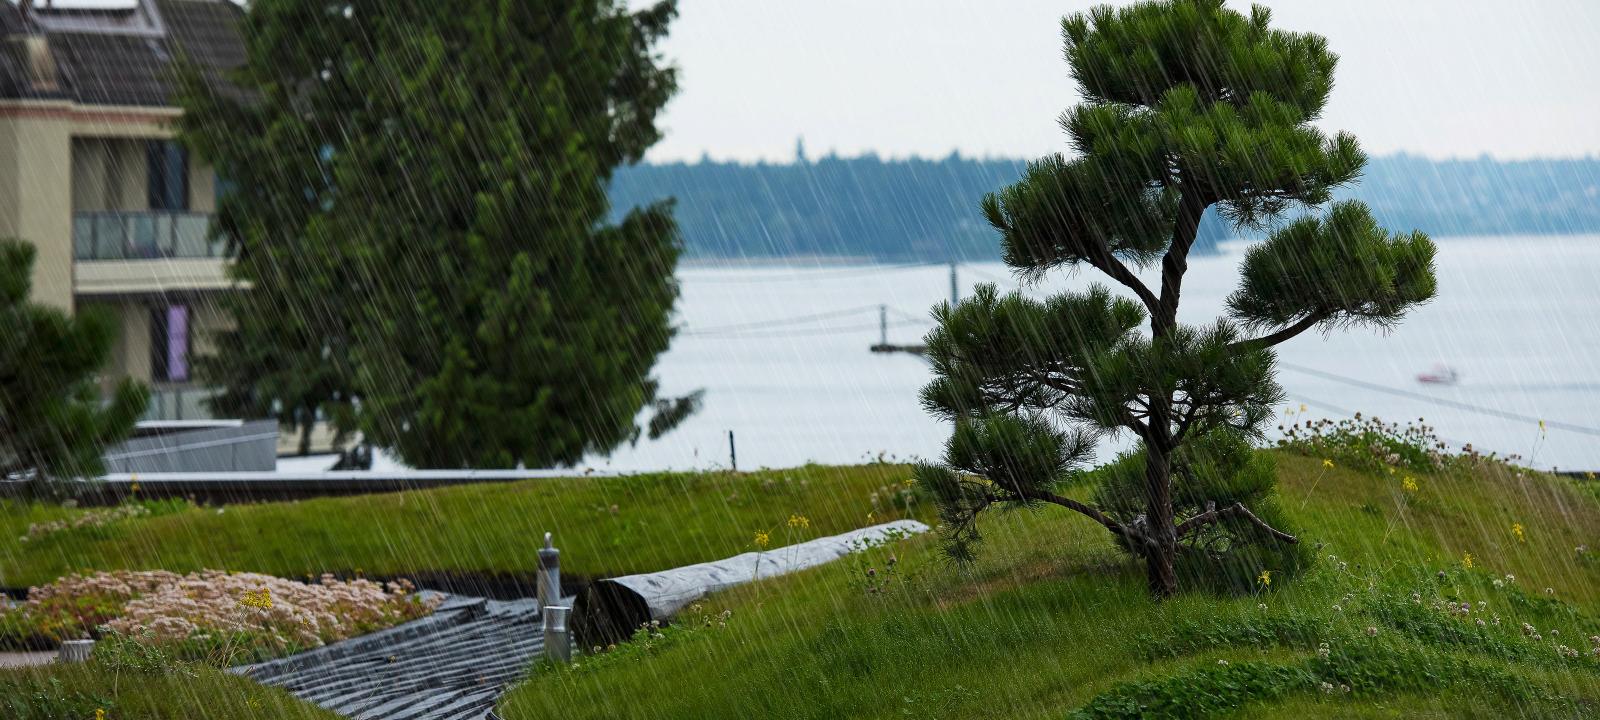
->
xmin=144 ymin=385 xmax=224 ymax=422
xmin=73 ymin=211 xmax=226 ymax=261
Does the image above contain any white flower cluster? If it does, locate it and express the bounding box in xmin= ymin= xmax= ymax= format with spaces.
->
xmin=21 ymin=504 xmax=151 ymax=541
xmin=16 ymin=570 xmax=438 ymax=652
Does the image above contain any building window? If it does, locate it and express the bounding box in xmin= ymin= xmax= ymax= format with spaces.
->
xmin=150 ymin=304 xmax=190 ymax=382
xmin=146 ymin=140 xmax=189 ymax=211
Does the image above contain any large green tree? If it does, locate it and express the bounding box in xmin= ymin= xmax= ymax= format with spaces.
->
xmin=914 ymin=0 xmax=1437 ymax=597
xmin=0 ymin=240 xmax=147 ymax=496
xmin=180 ymin=0 xmax=690 ymax=466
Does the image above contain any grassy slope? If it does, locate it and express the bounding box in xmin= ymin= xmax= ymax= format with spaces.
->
xmin=497 ymin=453 xmax=1600 ymax=719
xmin=0 ymin=464 xmax=922 ymax=589
xmin=0 ymin=663 xmax=340 ymax=719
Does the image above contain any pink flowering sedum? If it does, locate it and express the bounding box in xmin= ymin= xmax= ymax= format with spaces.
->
xmin=2 ymin=569 xmax=439 ymax=656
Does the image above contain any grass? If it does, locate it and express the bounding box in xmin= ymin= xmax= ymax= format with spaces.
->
xmin=494 ymin=452 xmax=1600 ymax=719
xmin=0 ymin=463 xmax=924 ymax=589
xmin=0 ymin=662 xmax=339 ymax=719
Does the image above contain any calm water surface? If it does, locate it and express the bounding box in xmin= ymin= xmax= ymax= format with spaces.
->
xmin=572 ymin=235 xmax=1600 ymax=474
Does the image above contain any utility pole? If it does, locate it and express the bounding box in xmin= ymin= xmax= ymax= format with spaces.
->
xmin=879 ymin=304 xmax=888 ymax=346
xmin=728 ymin=430 xmax=737 ymax=472
xmin=949 ymin=261 xmax=959 ymax=306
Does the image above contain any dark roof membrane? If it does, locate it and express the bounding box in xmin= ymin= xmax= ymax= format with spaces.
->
xmin=0 ymin=0 xmax=244 ymax=108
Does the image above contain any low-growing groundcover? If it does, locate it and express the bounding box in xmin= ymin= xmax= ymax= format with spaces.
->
xmin=0 ymin=464 xmax=925 ymax=590
xmin=497 ymin=430 xmax=1600 ymax=719
xmin=0 ymin=570 xmax=436 ymax=664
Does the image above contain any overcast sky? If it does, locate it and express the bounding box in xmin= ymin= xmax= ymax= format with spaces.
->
xmin=628 ymin=0 xmax=1600 ymax=163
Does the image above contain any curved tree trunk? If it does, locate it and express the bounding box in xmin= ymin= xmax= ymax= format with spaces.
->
xmin=1143 ymin=442 xmax=1179 ymax=597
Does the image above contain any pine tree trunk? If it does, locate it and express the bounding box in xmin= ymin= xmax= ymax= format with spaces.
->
xmin=1143 ymin=443 xmax=1179 ymax=597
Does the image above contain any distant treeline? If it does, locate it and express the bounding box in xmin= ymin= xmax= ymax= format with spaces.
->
xmin=609 ymin=152 xmax=1600 ymax=262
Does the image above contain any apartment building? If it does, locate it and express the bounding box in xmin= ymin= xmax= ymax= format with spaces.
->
xmin=0 ymin=0 xmax=243 ymax=420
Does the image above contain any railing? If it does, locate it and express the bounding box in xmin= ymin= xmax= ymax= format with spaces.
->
xmin=73 ymin=211 xmax=225 ymax=261
xmin=144 ymin=385 xmax=224 ymax=422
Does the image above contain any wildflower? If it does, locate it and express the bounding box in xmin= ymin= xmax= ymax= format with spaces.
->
xmin=1511 ymin=523 xmax=1525 ymax=542
xmin=1322 ymin=459 xmax=1334 ymax=469
xmin=239 ymin=587 xmax=273 ymax=610
xmin=1462 ymin=553 xmax=1473 ymax=569
xmin=1316 ymin=643 xmax=1331 ymax=659
xmin=1402 ymin=476 xmax=1418 ymax=492
xmin=1411 ymin=592 xmax=1422 ymax=604
xmin=753 ymin=531 xmax=770 ymax=549
xmin=787 ymin=514 xmax=810 ymax=529
xmin=1258 ymin=570 xmax=1272 ymax=587
xmin=1320 ymin=681 xmax=1335 ymax=694
xmin=1589 ymin=635 xmax=1599 ymax=647
xmin=129 ymin=481 xmax=140 ymax=493
xmin=1332 ymin=604 xmax=1343 ymax=613
xmin=1365 ymin=626 xmax=1378 ymax=637
xmin=1545 ymin=587 xmax=1555 ymax=595
xmin=1493 ymin=579 xmax=1504 ymax=588
xmin=1476 ymin=619 xmax=1486 ymax=627
xmin=1340 ymin=684 xmax=1351 ymax=694
xmin=97 ymin=710 xmax=106 ymax=720
xmin=1216 ymin=659 xmax=1229 ymax=666
xmin=1299 ymin=404 xmax=1307 ymax=413
xmin=1257 ymin=603 xmax=1267 ymax=611
xmin=1505 ymin=574 xmax=1515 ymax=582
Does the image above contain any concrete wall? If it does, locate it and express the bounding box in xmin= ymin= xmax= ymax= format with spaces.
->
xmin=101 ymin=419 xmax=279 ymax=474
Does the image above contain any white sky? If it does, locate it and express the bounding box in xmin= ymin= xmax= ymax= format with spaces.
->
xmin=630 ymin=0 xmax=1600 ymax=162
xmin=48 ymin=0 xmax=1600 ymax=161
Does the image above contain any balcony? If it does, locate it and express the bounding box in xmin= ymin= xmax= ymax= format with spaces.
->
xmin=73 ymin=211 xmax=226 ymax=261
xmin=143 ymin=384 xmax=225 ymax=422
xmin=72 ymin=211 xmax=237 ymax=296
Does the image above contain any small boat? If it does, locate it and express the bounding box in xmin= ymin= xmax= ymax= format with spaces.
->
xmin=1417 ymin=365 xmax=1459 ymax=386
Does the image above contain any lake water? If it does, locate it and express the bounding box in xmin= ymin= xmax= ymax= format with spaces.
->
xmin=561 ymin=235 xmax=1600 ymax=474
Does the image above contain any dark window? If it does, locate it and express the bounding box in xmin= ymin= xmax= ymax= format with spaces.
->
xmin=146 ymin=140 xmax=189 ymax=211
xmin=150 ymin=304 xmax=190 ymax=382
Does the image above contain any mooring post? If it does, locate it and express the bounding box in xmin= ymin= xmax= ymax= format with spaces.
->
xmin=537 ymin=532 xmax=560 ymax=611
xmin=543 ymin=605 xmax=571 ymax=663
xmin=58 ymin=639 xmax=94 ymax=663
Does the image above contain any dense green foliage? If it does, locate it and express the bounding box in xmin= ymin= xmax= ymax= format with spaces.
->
xmin=497 ymin=451 xmax=1600 ymax=720
xmin=0 ymin=240 xmax=146 ymax=497
xmin=609 ymin=153 xmax=1600 ymax=263
xmin=913 ymin=0 xmax=1437 ymax=596
xmin=179 ymin=0 xmax=691 ymax=467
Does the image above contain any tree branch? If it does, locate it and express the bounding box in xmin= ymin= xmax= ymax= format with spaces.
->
xmin=1227 ymin=311 xmax=1331 ymax=355
xmin=1017 ymin=489 xmax=1132 ymax=540
xmin=1084 ymin=247 xmax=1160 ymax=318
xmin=1175 ymin=501 xmax=1300 ymax=544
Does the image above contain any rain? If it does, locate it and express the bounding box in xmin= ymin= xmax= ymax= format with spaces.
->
xmin=1 ymin=0 xmax=1598 ymax=718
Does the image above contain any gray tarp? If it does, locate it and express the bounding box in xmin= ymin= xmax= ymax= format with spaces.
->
xmin=574 ymin=519 xmax=928 ymax=644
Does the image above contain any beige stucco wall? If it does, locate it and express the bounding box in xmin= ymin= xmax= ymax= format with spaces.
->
xmin=0 ymin=112 xmax=75 ymax=310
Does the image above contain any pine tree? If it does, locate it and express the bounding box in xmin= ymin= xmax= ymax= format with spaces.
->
xmin=0 ymin=240 xmax=147 ymax=496
xmin=913 ymin=0 xmax=1438 ymax=597
xmin=179 ymin=0 xmax=691 ymax=467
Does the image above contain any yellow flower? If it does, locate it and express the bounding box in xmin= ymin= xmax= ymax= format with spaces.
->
xmin=1511 ymin=523 xmax=1524 ymax=543
xmin=239 ymin=587 xmax=273 ymax=609
xmin=1322 ymin=459 xmax=1334 ymax=469
xmin=96 ymin=710 xmax=106 ymax=720
xmin=753 ymin=531 xmax=770 ymax=549
xmin=787 ymin=514 xmax=810 ymax=529
xmin=1462 ymin=553 xmax=1473 ymax=569
xmin=866 ymin=511 xmax=876 ymax=522
xmin=1299 ymin=404 xmax=1307 ymax=413
xmin=1402 ymin=476 xmax=1418 ymax=492
xmin=1258 ymin=570 xmax=1272 ymax=587
xmin=1539 ymin=419 xmax=1547 ymax=436
xmin=129 ymin=481 xmax=140 ymax=493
